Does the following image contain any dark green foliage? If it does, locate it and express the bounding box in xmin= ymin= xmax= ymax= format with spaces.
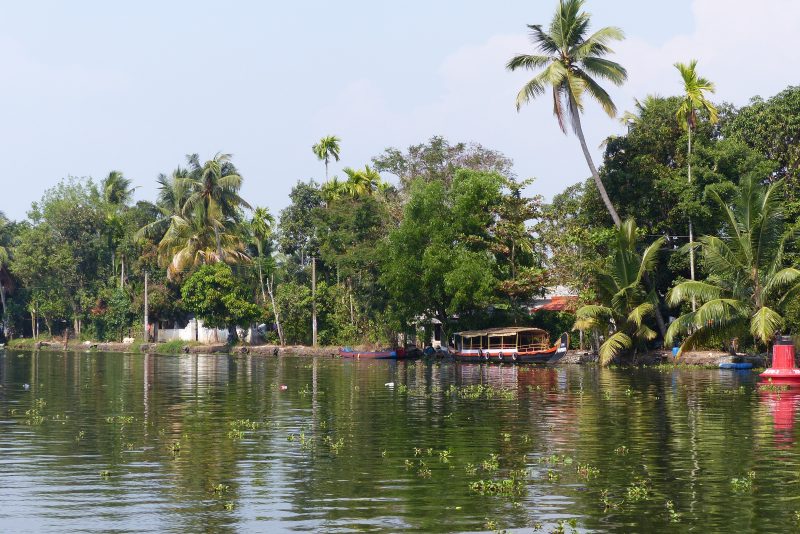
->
xmin=278 ymin=181 xmax=323 ymax=264
xmin=372 ymin=135 xmax=514 ymax=191
xmin=181 ymin=263 xmax=261 ymax=339
xmin=275 ymin=281 xmax=312 ymax=345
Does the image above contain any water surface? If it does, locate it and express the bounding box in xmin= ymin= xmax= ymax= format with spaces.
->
xmin=0 ymin=350 xmax=796 ymax=532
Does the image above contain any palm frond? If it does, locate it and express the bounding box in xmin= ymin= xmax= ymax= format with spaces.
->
xmin=599 ymin=331 xmax=632 ymax=366
xmin=573 ymin=304 xmax=614 ymax=331
xmin=763 ymin=267 xmax=800 ymax=300
xmin=506 ymin=54 xmax=551 ymax=71
xmin=627 ymin=301 xmax=654 ymax=327
xmin=667 ymin=280 xmax=722 ymax=307
xmin=750 ymin=306 xmax=784 ymax=345
xmin=636 ymin=236 xmax=665 ymax=283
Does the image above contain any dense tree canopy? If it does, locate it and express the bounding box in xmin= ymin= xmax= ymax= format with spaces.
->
xmin=2 ymin=78 xmax=800 ymax=359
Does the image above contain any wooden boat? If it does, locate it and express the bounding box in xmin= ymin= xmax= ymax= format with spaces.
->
xmin=452 ymin=327 xmax=568 ymax=363
xmin=338 ymin=347 xmax=408 ymax=359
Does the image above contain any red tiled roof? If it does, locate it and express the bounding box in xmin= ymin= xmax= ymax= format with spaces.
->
xmin=531 ymin=296 xmax=579 ymax=312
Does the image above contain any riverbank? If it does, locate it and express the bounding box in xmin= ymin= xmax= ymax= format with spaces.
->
xmin=2 ymin=338 xmax=767 ymax=367
xmin=3 ymin=338 xmax=342 ymax=358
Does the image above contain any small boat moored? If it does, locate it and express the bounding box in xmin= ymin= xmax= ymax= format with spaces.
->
xmin=452 ymin=327 xmax=568 ymax=364
xmin=719 ymin=362 xmax=753 ymax=370
xmin=338 ymin=347 xmax=408 ymax=359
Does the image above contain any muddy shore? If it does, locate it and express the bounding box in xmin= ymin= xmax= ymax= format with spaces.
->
xmin=2 ymin=339 xmax=768 ymax=367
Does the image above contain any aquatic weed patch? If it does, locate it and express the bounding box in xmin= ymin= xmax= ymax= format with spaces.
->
xmin=446 ymin=384 xmax=516 ymax=400
xmin=105 ymin=415 xmax=135 ymax=424
xmin=731 ymin=471 xmax=756 ymax=492
xmin=469 ymin=477 xmax=525 ymax=496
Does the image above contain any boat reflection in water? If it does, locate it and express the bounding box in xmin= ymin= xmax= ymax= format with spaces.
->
xmin=759 ymin=385 xmax=800 ymax=447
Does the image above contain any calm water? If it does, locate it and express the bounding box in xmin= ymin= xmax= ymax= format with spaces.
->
xmin=0 ymin=350 xmax=797 ymax=533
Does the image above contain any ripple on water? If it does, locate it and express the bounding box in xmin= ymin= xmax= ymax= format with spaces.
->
xmin=1 ymin=352 xmax=798 ymax=532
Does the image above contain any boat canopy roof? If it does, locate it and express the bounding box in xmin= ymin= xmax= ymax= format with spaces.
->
xmin=455 ymin=327 xmax=549 ymax=338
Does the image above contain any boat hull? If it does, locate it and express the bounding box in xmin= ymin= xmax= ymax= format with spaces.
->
xmin=453 ymin=349 xmax=556 ymax=364
xmin=338 ymin=348 xmax=409 ymax=359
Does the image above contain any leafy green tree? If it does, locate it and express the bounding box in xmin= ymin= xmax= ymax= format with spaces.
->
xmin=316 ymin=192 xmax=391 ymax=338
xmin=88 ymin=288 xmax=134 ymax=341
xmin=675 ymin=59 xmax=718 ymax=298
xmin=574 ymin=219 xmax=664 ymax=365
xmin=372 ymin=135 xmax=513 ymax=192
xmin=275 ymin=281 xmax=312 ymax=345
xmin=278 ymin=181 xmax=323 ymax=266
xmin=181 ymin=263 xmax=261 ymax=343
xmin=538 ymin=182 xmax=612 ymax=300
xmin=381 ymin=171 xmax=503 ymax=337
xmin=249 ymin=207 xmax=284 ymax=345
xmin=507 ymin=0 xmax=627 ymax=227
xmin=14 ymin=179 xmax=110 ymax=336
xmin=29 ymin=289 xmax=68 ymax=337
xmin=666 ymin=176 xmax=800 ymax=352
xmin=722 ymin=86 xmax=800 ymax=184
xmin=312 ymin=135 xmax=341 ymax=180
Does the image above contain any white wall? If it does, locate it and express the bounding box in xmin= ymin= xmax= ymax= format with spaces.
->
xmin=157 ymin=319 xmax=228 ymax=344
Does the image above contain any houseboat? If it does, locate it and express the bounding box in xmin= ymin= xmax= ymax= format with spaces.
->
xmin=452 ymin=327 xmax=568 ymax=363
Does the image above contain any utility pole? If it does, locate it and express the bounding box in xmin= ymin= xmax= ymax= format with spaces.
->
xmin=312 ymin=257 xmax=317 ymax=347
xmin=143 ymin=271 xmax=149 ymax=343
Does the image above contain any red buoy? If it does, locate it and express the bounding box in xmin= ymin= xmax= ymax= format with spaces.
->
xmin=761 ymin=336 xmax=800 ymax=382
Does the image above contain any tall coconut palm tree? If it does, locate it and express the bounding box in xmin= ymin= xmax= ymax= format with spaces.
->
xmin=158 ymin=209 xmax=249 ymax=280
xmin=574 ymin=219 xmax=665 ymax=365
xmin=135 ymin=168 xmax=192 ymax=242
xmin=675 ymin=60 xmax=718 ymax=311
xmin=310 ymin=137 xmax=340 ymax=347
xmin=507 ymin=0 xmax=626 ymax=227
xmin=184 ymin=153 xmax=252 ymax=259
xmin=666 ymin=176 xmax=800 ymax=353
xmin=102 ymin=171 xmax=137 ymax=287
xmin=312 ymin=136 xmax=341 ymax=181
xmin=102 ymin=171 xmax=136 ymax=206
xmin=250 ymin=207 xmax=284 ymax=345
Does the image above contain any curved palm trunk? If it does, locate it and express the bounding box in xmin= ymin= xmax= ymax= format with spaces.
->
xmin=574 ymin=112 xmax=667 ymax=341
xmin=687 ymin=127 xmax=697 ymax=312
xmin=572 ymin=113 xmax=622 ymax=228
xmin=266 ymin=274 xmax=284 ymax=346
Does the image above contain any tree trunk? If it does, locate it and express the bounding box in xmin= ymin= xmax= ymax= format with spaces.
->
xmin=266 ymin=275 xmax=285 ymax=346
xmin=120 ymin=255 xmax=125 ymax=289
xmin=227 ymin=324 xmax=238 ymax=344
xmin=0 ymin=282 xmax=7 ymax=337
xmin=348 ymin=278 xmax=355 ymax=326
xmin=687 ymin=127 xmax=697 ymax=312
xmin=312 ymin=256 xmax=317 ymax=347
xmin=573 ymin=112 xmax=622 ymax=228
xmin=257 ymin=259 xmax=267 ymax=305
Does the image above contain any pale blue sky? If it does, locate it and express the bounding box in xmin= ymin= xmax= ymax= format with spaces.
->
xmin=2 ymin=1 xmax=796 ymax=221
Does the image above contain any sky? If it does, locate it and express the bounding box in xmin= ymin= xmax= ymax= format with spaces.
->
xmin=1 ymin=0 xmax=799 ymax=222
